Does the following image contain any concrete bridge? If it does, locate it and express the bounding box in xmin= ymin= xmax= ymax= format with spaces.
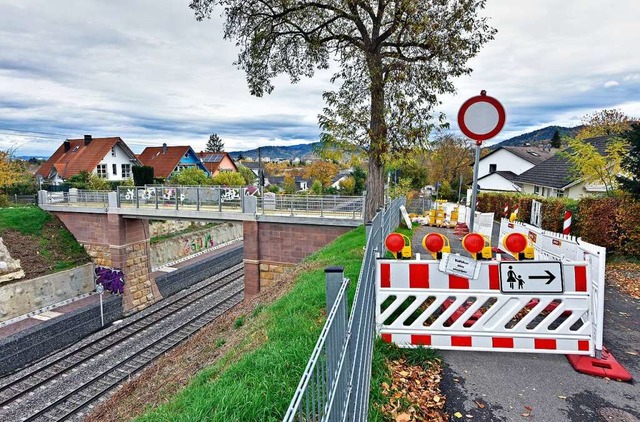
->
xmin=38 ymin=188 xmax=365 ymax=314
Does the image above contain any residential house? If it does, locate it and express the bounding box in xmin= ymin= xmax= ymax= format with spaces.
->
xmin=331 ymin=170 xmax=353 ymax=190
xmin=137 ymin=144 xmax=209 ymax=180
xmin=268 ymin=175 xmax=309 ymax=192
xmin=515 ymin=136 xmax=617 ymax=199
xmin=476 ymin=145 xmax=556 ymax=192
xmin=197 ymin=152 xmax=238 ymax=177
xmin=36 ymin=135 xmax=140 ymax=185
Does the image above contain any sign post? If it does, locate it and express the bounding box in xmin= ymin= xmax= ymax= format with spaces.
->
xmin=457 ymin=91 xmax=506 ymax=231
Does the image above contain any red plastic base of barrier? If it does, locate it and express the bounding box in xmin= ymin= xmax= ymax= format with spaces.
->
xmin=566 ymin=347 xmax=633 ymax=382
xmin=453 ymin=223 xmax=470 ymax=236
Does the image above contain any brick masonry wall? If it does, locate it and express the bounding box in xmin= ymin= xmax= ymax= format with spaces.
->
xmin=54 ymin=212 xmax=161 ymax=314
xmin=243 ymin=221 xmax=350 ymax=294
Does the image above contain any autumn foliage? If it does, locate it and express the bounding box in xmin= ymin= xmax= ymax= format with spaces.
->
xmin=479 ymin=192 xmax=640 ymax=256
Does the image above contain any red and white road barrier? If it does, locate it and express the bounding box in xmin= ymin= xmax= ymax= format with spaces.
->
xmin=563 ymin=210 xmax=572 ymax=235
xmin=503 ymin=203 xmax=509 ymax=218
xmin=513 ymin=203 xmax=519 ymax=217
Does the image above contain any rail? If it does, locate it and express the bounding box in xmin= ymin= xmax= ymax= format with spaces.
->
xmin=39 ymin=186 xmax=365 ymax=220
xmin=283 ymin=198 xmax=404 ymax=421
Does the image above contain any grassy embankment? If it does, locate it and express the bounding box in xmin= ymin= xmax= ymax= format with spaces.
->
xmin=133 ymin=223 xmax=439 ymax=421
xmin=0 ymin=206 xmax=89 ymax=276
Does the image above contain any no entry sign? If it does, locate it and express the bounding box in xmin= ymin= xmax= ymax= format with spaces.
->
xmin=458 ymin=90 xmax=506 ymax=143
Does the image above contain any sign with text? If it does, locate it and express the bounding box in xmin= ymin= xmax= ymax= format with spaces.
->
xmin=440 ymin=253 xmax=481 ymax=280
xmin=499 ymin=261 xmax=563 ymax=294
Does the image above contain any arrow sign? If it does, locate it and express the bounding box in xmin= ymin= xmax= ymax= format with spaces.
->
xmin=529 ymin=270 xmax=556 ymax=284
xmin=499 ymin=261 xmax=563 ymax=294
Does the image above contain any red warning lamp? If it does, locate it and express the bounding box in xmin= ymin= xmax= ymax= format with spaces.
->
xmin=385 ymin=233 xmax=405 ymax=253
xmin=502 ymin=232 xmax=534 ymax=260
xmin=504 ymin=233 xmax=527 ymax=254
xmin=423 ymin=233 xmax=445 ymax=253
xmin=462 ymin=233 xmax=485 ymax=254
xmin=422 ymin=233 xmax=451 ymax=259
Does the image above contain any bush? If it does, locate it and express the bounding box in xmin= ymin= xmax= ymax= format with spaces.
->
xmin=0 ymin=194 xmax=10 ymax=208
xmin=132 ymin=165 xmax=155 ymax=186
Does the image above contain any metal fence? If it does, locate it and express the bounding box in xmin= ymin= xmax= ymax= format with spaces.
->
xmin=112 ymin=186 xmax=364 ymax=219
xmin=283 ymin=198 xmax=404 ymax=422
xmin=10 ymin=194 xmax=37 ymax=205
xmin=41 ymin=190 xmax=109 ymax=207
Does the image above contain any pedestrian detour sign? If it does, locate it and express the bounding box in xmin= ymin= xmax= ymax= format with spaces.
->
xmin=499 ymin=261 xmax=563 ymax=294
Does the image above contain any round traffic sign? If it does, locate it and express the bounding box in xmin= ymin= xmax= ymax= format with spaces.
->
xmin=457 ymin=91 xmax=506 ymax=142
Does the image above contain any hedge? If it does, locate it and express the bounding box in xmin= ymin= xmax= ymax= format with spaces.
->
xmin=478 ymin=192 xmax=639 ymax=257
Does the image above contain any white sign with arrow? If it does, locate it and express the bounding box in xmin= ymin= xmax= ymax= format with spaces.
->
xmin=499 ymin=261 xmax=564 ymax=294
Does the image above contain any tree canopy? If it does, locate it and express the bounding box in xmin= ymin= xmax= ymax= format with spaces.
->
xmin=190 ymin=0 xmax=495 ymax=219
xmin=206 ymin=133 xmax=225 ymax=152
xmin=576 ymin=109 xmax=633 ymax=140
xmin=617 ymin=123 xmax=640 ymax=199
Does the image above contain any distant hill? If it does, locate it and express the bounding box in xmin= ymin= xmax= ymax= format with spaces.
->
xmin=229 ymin=142 xmax=320 ymax=161
xmin=491 ymin=125 xmax=583 ymax=149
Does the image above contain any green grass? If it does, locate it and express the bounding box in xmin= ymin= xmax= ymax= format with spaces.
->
xmin=0 ymin=206 xmax=51 ymax=235
xmin=136 ymin=226 xmax=368 ymax=422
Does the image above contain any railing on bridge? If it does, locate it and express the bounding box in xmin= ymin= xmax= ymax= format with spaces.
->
xmin=283 ymin=198 xmax=404 ymax=422
xmin=40 ymin=187 xmax=365 ymax=220
xmin=40 ymin=190 xmax=109 ymax=207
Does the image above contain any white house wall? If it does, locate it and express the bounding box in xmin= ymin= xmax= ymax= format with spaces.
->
xmin=93 ymin=143 xmax=136 ymax=181
xmin=478 ymin=149 xmax=534 ymax=179
xmin=477 ymin=173 xmax=519 ymax=192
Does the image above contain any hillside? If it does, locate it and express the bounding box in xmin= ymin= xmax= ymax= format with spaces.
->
xmin=491 ymin=125 xmax=582 ymax=149
xmin=229 ymin=142 xmax=320 ymax=161
xmin=0 ymin=206 xmax=90 ymax=278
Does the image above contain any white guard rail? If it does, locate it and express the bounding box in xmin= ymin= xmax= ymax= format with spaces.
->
xmin=376 ymin=258 xmax=594 ymax=356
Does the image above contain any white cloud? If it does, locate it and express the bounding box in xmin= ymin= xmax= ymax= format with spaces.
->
xmin=1 ymin=0 xmax=639 ymax=156
xmin=604 ymin=81 xmax=620 ymax=88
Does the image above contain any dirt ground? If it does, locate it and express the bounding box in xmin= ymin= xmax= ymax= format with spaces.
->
xmin=2 ymin=217 xmax=90 ymax=279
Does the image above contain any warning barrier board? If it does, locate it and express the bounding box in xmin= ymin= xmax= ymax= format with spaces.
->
xmin=376 ymin=259 xmax=594 ymax=356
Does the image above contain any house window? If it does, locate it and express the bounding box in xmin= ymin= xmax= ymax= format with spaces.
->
xmin=534 ymin=186 xmax=540 ymax=195
xmin=121 ymin=164 xmax=131 ymax=178
xmin=112 ymin=164 xmax=117 ymax=175
xmin=111 ymin=147 xmax=116 ymax=157
xmin=557 ymin=190 xmax=564 ymax=198
xmin=97 ymin=164 xmax=107 ymax=178
xmin=489 ymin=164 xmax=497 ymax=173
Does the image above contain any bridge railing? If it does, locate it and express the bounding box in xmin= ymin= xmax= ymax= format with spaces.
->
xmin=39 ymin=186 xmax=365 ymax=220
xmin=283 ymin=198 xmax=403 ymax=422
xmin=40 ymin=189 xmax=109 ymax=207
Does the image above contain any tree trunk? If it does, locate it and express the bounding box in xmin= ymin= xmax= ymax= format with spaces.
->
xmin=365 ymin=55 xmax=386 ymax=221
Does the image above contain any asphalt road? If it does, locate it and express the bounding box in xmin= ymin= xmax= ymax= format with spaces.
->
xmin=411 ymin=224 xmax=639 ymax=422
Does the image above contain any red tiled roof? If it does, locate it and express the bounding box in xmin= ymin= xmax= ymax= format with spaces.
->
xmin=36 ymin=137 xmax=134 ymax=179
xmin=137 ymin=146 xmax=192 ymax=178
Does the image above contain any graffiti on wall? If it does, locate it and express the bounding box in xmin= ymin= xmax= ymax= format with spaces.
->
xmin=182 ymin=232 xmax=216 ymax=255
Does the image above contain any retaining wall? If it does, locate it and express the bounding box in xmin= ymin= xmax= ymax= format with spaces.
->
xmin=0 ymin=263 xmax=95 ymax=323
xmin=150 ymin=222 xmax=243 ymax=269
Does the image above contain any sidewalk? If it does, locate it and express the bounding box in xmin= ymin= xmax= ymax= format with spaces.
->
xmin=410 ymin=224 xmax=638 ymax=421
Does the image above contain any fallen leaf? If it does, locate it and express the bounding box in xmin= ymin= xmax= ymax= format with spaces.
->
xmin=525 ymin=406 xmax=532 ymax=411
xmin=454 ymin=412 xmax=463 ymax=418
xmin=474 ymin=400 xmax=485 ymax=409
xmin=466 ymin=415 xmax=473 ymax=419
xmin=396 ymin=412 xmax=411 ymax=422
xmin=557 ymin=395 xmax=567 ymax=400
xmin=433 ymin=396 xmax=441 ymax=403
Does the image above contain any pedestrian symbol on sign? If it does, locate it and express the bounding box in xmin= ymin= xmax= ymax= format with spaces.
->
xmin=499 ymin=262 xmax=564 ymax=294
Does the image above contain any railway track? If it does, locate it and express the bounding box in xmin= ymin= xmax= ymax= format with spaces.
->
xmin=0 ymin=255 xmax=244 ymax=422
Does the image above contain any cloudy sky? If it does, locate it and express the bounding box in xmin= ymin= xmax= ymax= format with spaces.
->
xmin=1 ymin=0 xmax=639 ymax=157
